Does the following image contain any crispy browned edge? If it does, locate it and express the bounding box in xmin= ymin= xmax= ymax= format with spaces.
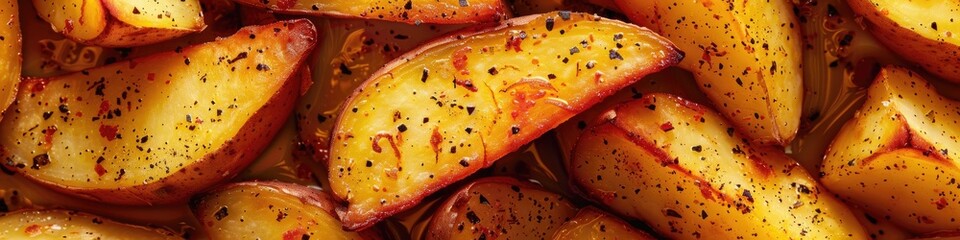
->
xmin=4 ymin=19 xmax=317 ymax=205
xmin=328 ymin=11 xmax=682 ymax=230
xmin=566 ymin=93 xmax=722 ymax=213
xmin=846 ymin=0 xmax=960 ymax=83
xmin=424 ymin=176 xmax=547 ymax=240
xmin=0 ymin=209 xmax=180 ymax=237
xmin=189 ymin=181 xmax=383 ymax=239
xmin=230 ymin=0 xmax=510 ymax=25
xmin=45 ymin=0 xmax=207 ymax=47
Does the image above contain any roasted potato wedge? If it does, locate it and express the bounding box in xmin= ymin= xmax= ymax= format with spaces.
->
xmin=328 ymin=11 xmax=681 ymax=229
xmin=614 ymin=0 xmax=803 ymax=146
xmin=191 ymin=181 xmax=380 ymax=240
xmin=33 ymin=0 xmax=206 ymax=47
xmin=551 ymin=206 xmax=655 ymax=240
xmin=0 ymin=19 xmax=317 ymax=205
xmin=0 ymin=0 xmax=19 ymax=118
xmin=570 ymin=93 xmax=867 ymax=239
xmin=0 ymin=209 xmax=179 ymax=239
xmin=296 ymin=18 xmax=464 ymax=163
xmin=847 ymin=0 xmax=960 ymax=83
xmin=426 ymin=177 xmax=578 ymax=240
xmin=231 ymin=0 xmax=508 ymax=25
xmin=821 ymin=66 xmax=960 ymax=233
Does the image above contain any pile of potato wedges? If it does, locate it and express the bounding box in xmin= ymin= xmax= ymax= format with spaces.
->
xmin=0 ymin=0 xmax=958 ymax=239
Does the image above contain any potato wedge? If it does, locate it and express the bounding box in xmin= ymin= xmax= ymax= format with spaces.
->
xmin=551 ymin=206 xmax=655 ymax=240
xmin=0 ymin=19 xmax=317 ymax=205
xmin=570 ymin=93 xmax=867 ymax=239
xmin=191 ymin=181 xmax=380 ymax=240
xmin=426 ymin=177 xmax=578 ymax=240
xmin=296 ymin=18 xmax=465 ymax=163
xmin=0 ymin=0 xmax=19 ymax=118
xmin=821 ymin=66 xmax=960 ymax=233
xmin=847 ymin=0 xmax=960 ymax=83
xmin=231 ymin=0 xmax=508 ymax=25
xmin=328 ymin=11 xmax=681 ymax=229
xmin=33 ymin=0 xmax=206 ymax=47
xmin=614 ymin=0 xmax=803 ymax=146
xmin=0 ymin=209 xmax=179 ymax=239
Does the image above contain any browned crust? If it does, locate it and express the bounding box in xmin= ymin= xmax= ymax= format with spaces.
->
xmin=330 ymin=11 xmax=682 ymax=230
xmin=6 ymin=19 xmax=317 ymax=205
xmin=424 ymin=176 xmax=545 ymax=240
xmin=230 ymin=0 xmax=510 ymax=25
xmin=847 ymin=0 xmax=960 ymax=83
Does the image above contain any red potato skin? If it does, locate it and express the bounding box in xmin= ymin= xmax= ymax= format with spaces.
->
xmin=230 ymin=0 xmax=510 ymax=25
xmin=2 ymin=20 xmax=317 ymax=205
xmin=329 ymin=12 xmax=683 ymax=230
xmin=190 ymin=181 xmax=383 ymax=239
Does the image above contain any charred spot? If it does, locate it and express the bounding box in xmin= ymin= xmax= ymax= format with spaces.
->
xmin=421 ymin=68 xmax=430 ymax=82
xmin=214 ymin=206 xmax=229 ymax=220
xmin=459 ymin=159 xmax=469 ymax=167
xmin=545 ymin=17 xmax=555 ymax=31
xmin=31 ymin=154 xmax=50 ymax=170
xmin=465 ymin=211 xmax=480 ymax=224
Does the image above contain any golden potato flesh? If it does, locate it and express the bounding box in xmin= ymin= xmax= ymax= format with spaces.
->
xmin=614 ymin=0 xmax=803 ymax=146
xmin=33 ymin=0 xmax=206 ymax=47
xmin=328 ymin=11 xmax=682 ymax=230
xmin=821 ymin=66 xmax=960 ymax=234
xmin=570 ymin=93 xmax=867 ymax=239
xmin=0 ymin=19 xmax=317 ymax=205
xmin=192 ymin=181 xmax=380 ymax=240
xmin=847 ymin=0 xmax=960 ymax=83
xmin=296 ymin=18 xmax=464 ymax=163
xmin=231 ymin=0 xmax=508 ymax=25
xmin=0 ymin=0 xmax=19 ymax=118
xmin=551 ymin=207 xmax=655 ymax=240
xmin=426 ymin=177 xmax=578 ymax=240
xmin=0 ymin=210 xmax=179 ymax=239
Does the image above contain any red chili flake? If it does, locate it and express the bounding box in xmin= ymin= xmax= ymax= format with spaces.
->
xmin=63 ymin=19 xmax=74 ymax=33
xmin=453 ymin=79 xmax=478 ymax=92
xmin=934 ymin=197 xmax=949 ymax=210
xmin=24 ymin=224 xmax=41 ymax=235
xmin=452 ymin=47 xmax=472 ymax=75
xmin=506 ymin=35 xmax=523 ymax=52
xmin=25 ymin=78 xmax=49 ymax=93
xmin=98 ymin=100 xmax=110 ymax=115
xmin=749 ymin=154 xmax=774 ymax=178
xmin=43 ymin=126 xmax=57 ymax=147
xmin=277 ymin=0 xmax=296 ymax=9
xmin=95 ymin=164 xmax=107 ymax=176
xmin=660 ymin=122 xmax=674 ymax=132
xmin=129 ymin=60 xmax=139 ymax=69
xmin=696 ymin=180 xmax=716 ymax=201
xmin=99 ymin=124 xmax=118 ymax=141
xmin=281 ymin=227 xmax=306 ymax=240
xmin=75 ymin=112 xmax=82 ymax=117
xmin=147 ymin=73 xmax=156 ymax=81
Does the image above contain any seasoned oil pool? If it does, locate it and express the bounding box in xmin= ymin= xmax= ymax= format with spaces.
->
xmin=2 ymin=0 xmax=958 ymax=239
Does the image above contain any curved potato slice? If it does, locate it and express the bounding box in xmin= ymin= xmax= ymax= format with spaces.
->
xmin=614 ymin=0 xmax=803 ymax=146
xmin=329 ymin=11 xmax=681 ymax=229
xmin=231 ymin=0 xmax=508 ymax=25
xmin=33 ymin=0 xmax=206 ymax=47
xmin=296 ymin=18 xmax=465 ymax=163
xmin=0 ymin=0 xmax=19 ymax=119
xmin=191 ymin=181 xmax=380 ymax=240
xmin=0 ymin=19 xmax=317 ymax=205
xmin=821 ymin=66 xmax=960 ymax=233
xmin=0 ymin=209 xmax=179 ymax=239
xmin=426 ymin=177 xmax=578 ymax=240
xmin=570 ymin=93 xmax=867 ymax=239
xmin=847 ymin=0 xmax=960 ymax=83
xmin=551 ymin=207 xmax=655 ymax=240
